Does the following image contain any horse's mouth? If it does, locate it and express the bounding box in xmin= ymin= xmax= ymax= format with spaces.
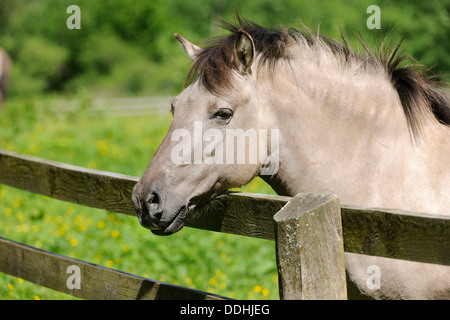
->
xmin=148 ymin=191 xmax=224 ymax=236
xmin=151 ymin=204 xmax=193 ymax=236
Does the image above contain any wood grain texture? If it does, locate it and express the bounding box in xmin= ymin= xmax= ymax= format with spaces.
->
xmin=0 ymin=237 xmax=226 ymax=300
xmin=186 ymin=192 xmax=290 ymax=240
xmin=341 ymin=206 xmax=450 ymax=266
xmin=0 ymin=149 xmax=138 ymax=216
xmin=273 ymin=193 xmax=347 ymax=300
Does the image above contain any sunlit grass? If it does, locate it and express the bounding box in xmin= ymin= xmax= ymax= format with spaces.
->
xmin=0 ymin=96 xmax=278 ymax=300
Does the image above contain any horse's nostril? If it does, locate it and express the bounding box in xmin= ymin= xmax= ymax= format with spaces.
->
xmin=148 ymin=192 xmax=160 ymax=205
xmin=145 ymin=191 xmax=163 ymax=220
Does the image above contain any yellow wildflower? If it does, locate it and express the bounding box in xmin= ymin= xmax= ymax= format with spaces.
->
xmin=111 ymin=229 xmax=120 ymax=238
xmin=69 ymin=237 xmax=78 ymax=247
xmin=253 ymin=285 xmax=262 ymax=293
xmin=209 ymin=277 xmax=218 ymax=286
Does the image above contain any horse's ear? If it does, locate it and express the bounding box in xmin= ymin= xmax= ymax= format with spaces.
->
xmin=234 ymin=30 xmax=255 ymax=75
xmin=174 ymin=33 xmax=201 ymax=61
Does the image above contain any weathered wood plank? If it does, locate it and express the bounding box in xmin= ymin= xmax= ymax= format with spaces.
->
xmin=0 ymin=149 xmax=138 ymax=216
xmin=0 ymin=150 xmax=289 ymax=240
xmin=0 ymin=237 xmax=227 ymax=300
xmin=185 ymin=192 xmax=290 ymax=240
xmin=341 ymin=206 xmax=450 ymax=266
xmin=273 ymin=193 xmax=347 ymax=300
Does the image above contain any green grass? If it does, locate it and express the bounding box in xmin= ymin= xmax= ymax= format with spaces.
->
xmin=0 ymin=96 xmax=278 ymax=300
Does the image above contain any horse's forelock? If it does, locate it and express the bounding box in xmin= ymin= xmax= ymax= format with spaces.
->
xmin=185 ymin=14 xmax=294 ymax=94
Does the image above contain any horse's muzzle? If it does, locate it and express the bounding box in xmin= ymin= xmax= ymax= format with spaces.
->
xmin=132 ymin=183 xmax=187 ymax=235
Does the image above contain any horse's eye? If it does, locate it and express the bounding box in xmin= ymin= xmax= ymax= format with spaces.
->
xmin=213 ymin=108 xmax=233 ymax=120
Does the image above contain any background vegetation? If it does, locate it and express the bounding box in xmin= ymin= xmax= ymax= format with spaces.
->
xmin=0 ymin=0 xmax=448 ymax=98
xmin=0 ymin=97 xmax=277 ymax=300
xmin=0 ymin=0 xmax=448 ymax=300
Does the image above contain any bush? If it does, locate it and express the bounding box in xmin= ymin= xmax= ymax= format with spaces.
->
xmin=9 ymin=37 xmax=68 ymax=97
xmin=1 ymin=0 xmax=448 ymax=97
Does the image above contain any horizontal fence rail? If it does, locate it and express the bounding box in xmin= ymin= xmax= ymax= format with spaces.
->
xmin=1 ymin=149 xmax=449 ymax=266
xmin=0 ymin=237 xmax=226 ymax=300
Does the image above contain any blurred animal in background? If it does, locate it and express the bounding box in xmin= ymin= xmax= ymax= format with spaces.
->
xmin=0 ymin=48 xmax=11 ymax=105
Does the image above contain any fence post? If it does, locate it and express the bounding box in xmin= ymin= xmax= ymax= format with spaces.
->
xmin=273 ymin=193 xmax=347 ymax=300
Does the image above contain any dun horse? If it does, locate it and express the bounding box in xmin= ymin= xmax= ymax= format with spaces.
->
xmin=0 ymin=48 xmax=11 ymax=104
xmin=132 ymin=16 xmax=450 ymax=299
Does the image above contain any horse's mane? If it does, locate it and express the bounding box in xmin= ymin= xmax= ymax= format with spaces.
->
xmin=186 ymin=14 xmax=450 ymax=135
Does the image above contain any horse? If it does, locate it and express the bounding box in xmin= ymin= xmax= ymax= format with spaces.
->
xmin=0 ymin=48 xmax=11 ymax=105
xmin=132 ymin=15 xmax=450 ymax=299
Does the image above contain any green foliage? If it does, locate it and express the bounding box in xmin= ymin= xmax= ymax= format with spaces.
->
xmin=0 ymin=0 xmax=447 ymax=98
xmin=10 ymin=36 xmax=69 ymax=96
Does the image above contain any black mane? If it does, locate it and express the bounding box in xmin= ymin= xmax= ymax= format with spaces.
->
xmin=186 ymin=14 xmax=450 ymax=135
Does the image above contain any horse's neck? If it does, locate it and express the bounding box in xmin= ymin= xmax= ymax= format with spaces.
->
xmin=259 ymin=58 xmax=450 ymax=213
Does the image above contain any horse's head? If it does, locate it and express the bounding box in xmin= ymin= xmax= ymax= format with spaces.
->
xmin=132 ymin=31 xmax=278 ymax=235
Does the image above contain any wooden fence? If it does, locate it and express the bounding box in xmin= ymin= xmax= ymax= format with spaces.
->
xmin=0 ymin=149 xmax=449 ymax=299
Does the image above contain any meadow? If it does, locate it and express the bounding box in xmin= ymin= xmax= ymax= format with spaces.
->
xmin=0 ymin=96 xmax=278 ymax=300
